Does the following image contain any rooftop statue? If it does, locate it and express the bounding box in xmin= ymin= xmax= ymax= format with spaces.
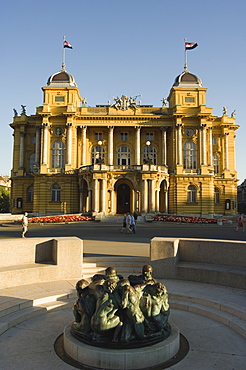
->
xmin=111 ymin=95 xmax=140 ymax=111
xmin=71 ymin=265 xmax=170 ymax=348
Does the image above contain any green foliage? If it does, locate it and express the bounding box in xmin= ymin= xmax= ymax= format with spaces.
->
xmin=0 ymin=188 xmax=10 ymax=213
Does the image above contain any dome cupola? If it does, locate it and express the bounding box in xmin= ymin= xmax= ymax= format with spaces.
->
xmin=47 ymin=69 xmax=77 ymax=87
xmin=173 ymin=70 xmax=202 ymax=88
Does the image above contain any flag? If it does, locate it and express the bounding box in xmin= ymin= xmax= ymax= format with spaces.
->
xmin=64 ymin=40 xmax=73 ymax=49
xmin=185 ymin=42 xmax=198 ymax=50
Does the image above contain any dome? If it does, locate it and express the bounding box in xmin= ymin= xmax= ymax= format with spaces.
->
xmin=47 ymin=69 xmax=77 ymax=87
xmin=173 ymin=70 xmax=202 ymax=88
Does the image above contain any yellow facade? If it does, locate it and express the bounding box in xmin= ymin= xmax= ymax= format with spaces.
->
xmin=10 ymin=67 xmax=239 ymax=216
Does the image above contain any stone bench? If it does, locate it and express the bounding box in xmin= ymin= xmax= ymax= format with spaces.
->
xmin=0 ymin=237 xmax=83 ymax=289
xmin=150 ymin=237 xmax=246 ymax=289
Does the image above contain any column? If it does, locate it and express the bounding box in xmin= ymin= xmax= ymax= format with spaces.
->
xmin=208 ymin=127 xmax=213 ymax=166
xmin=142 ymin=179 xmax=148 ymax=212
xmin=149 ymin=180 xmax=155 ymax=212
xmin=93 ymin=179 xmax=99 ymax=212
xmin=87 ymin=189 xmax=92 ymax=212
xmin=101 ymin=179 xmax=106 ymax=213
xmin=108 ymin=126 xmax=114 ymax=166
xmin=132 ymin=189 xmax=136 ymax=212
xmin=156 ymin=189 xmax=160 ymax=213
xmin=224 ymin=133 xmax=229 ymax=170
xmin=19 ymin=131 xmax=25 ymax=168
xmin=201 ymin=124 xmax=207 ymax=165
xmin=176 ymin=124 xmax=182 ymax=165
xmin=66 ymin=123 xmax=72 ymax=165
xmin=161 ymin=127 xmax=167 ymax=166
xmin=81 ymin=126 xmax=87 ymax=165
xmin=42 ymin=123 xmax=49 ymax=165
xmin=110 ymin=189 xmax=115 ymax=214
xmin=35 ymin=126 xmax=41 ymax=165
xmin=135 ymin=126 xmax=141 ymax=165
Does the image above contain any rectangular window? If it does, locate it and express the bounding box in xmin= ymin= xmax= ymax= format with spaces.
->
xmin=212 ymin=137 xmax=217 ymax=145
xmin=94 ymin=132 xmax=103 ymax=141
xmin=120 ymin=133 xmax=128 ymax=141
xmin=31 ymin=136 xmax=36 ymax=144
xmin=185 ymin=97 xmax=195 ymax=103
xmin=146 ymin=133 xmax=154 ymax=141
xmin=55 ymin=96 xmax=65 ymax=102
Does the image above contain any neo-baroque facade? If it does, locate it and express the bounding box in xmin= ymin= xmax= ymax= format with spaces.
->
xmin=10 ymin=66 xmax=239 ymax=216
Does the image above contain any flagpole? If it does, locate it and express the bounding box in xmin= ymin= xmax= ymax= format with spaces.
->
xmin=184 ymin=38 xmax=188 ymax=71
xmin=62 ymin=36 xmax=66 ymax=70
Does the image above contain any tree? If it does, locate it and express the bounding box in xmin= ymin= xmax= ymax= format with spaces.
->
xmin=0 ymin=188 xmax=10 ymax=213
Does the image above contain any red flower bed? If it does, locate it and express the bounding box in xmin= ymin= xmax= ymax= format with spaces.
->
xmin=29 ymin=215 xmax=94 ymax=223
xmin=152 ymin=215 xmax=224 ymax=224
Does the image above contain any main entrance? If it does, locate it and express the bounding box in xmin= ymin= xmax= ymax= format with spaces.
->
xmin=117 ymin=183 xmax=130 ymax=214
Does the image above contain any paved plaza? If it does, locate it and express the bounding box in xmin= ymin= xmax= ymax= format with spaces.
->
xmin=0 ymin=220 xmax=245 ymax=369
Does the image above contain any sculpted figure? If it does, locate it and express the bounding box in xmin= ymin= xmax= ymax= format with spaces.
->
xmin=72 ymin=265 xmax=170 ymax=346
xmin=223 ymin=106 xmax=227 ymax=116
xmin=21 ymin=105 xmax=26 ymax=115
xmin=91 ymin=279 xmax=123 ymax=342
xmin=128 ymin=264 xmax=157 ymax=288
xmin=118 ymin=279 xmax=145 ymax=341
xmin=140 ymin=283 xmax=169 ymax=332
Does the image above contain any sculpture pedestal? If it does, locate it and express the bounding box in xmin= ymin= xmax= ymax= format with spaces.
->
xmin=63 ymin=322 xmax=180 ymax=370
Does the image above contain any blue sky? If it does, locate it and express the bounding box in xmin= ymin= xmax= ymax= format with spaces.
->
xmin=1 ymin=0 xmax=245 ymax=183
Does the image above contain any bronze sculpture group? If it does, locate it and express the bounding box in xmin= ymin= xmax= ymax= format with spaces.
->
xmin=72 ymin=265 xmax=170 ymax=348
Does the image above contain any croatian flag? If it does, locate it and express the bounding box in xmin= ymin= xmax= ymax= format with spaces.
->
xmin=64 ymin=40 xmax=73 ymax=49
xmin=185 ymin=42 xmax=198 ymax=50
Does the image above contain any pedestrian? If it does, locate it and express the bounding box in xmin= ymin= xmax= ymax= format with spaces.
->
xmin=130 ymin=213 xmax=136 ymax=234
xmin=235 ymin=213 xmax=244 ymax=232
xmin=21 ymin=212 xmax=28 ymax=238
xmin=126 ymin=213 xmax=132 ymax=234
xmin=121 ymin=213 xmax=127 ymax=233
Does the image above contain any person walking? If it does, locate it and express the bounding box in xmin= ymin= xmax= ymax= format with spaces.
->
xmin=121 ymin=213 xmax=127 ymax=233
xmin=21 ymin=212 xmax=28 ymax=238
xmin=126 ymin=213 xmax=132 ymax=234
xmin=235 ymin=213 xmax=244 ymax=232
xmin=130 ymin=213 xmax=136 ymax=234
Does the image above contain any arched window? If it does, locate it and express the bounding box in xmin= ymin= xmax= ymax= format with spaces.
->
xmin=187 ymin=185 xmax=196 ymax=203
xmin=213 ymin=154 xmax=219 ymax=174
xmin=184 ymin=142 xmax=197 ymax=169
xmin=214 ymin=187 xmax=220 ymax=204
xmin=27 ymin=186 xmax=33 ymax=202
xmin=52 ymin=141 xmax=65 ymax=168
xmin=143 ymin=145 xmax=157 ymax=164
xmin=29 ymin=153 xmax=35 ymax=173
xmin=117 ymin=146 xmax=131 ymax=165
xmin=92 ymin=145 xmax=105 ymax=164
xmin=51 ymin=184 xmax=61 ymax=202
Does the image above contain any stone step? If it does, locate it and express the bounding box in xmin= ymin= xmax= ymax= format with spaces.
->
xmin=177 ymin=261 xmax=246 ymax=290
xmin=169 ymin=298 xmax=246 ymax=339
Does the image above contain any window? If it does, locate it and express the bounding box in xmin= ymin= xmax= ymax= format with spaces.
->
xmin=31 ymin=136 xmax=36 ymax=144
xmin=94 ymin=132 xmax=103 ymax=141
xmin=117 ymin=146 xmax=131 ymax=165
xmin=120 ymin=133 xmax=128 ymax=141
xmin=29 ymin=153 xmax=35 ymax=173
xmin=55 ymin=96 xmax=64 ymax=102
xmin=92 ymin=145 xmax=105 ymax=164
xmin=27 ymin=186 xmax=33 ymax=202
xmin=214 ymin=187 xmax=220 ymax=204
xmin=143 ymin=145 xmax=157 ymax=164
xmin=187 ymin=185 xmax=196 ymax=203
xmin=51 ymin=184 xmax=61 ymax=202
xmin=213 ymin=154 xmax=219 ymax=174
xmin=146 ymin=133 xmax=154 ymax=141
xmin=184 ymin=142 xmax=197 ymax=169
xmin=185 ymin=97 xmax=195 ymax=103
xmin=52 ymin=141 xmax=65 ymax=168
xmin=212 ymin=137 xmax=217 ymax=145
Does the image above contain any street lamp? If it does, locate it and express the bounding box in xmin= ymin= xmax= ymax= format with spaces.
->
xmin=96 ymin=140 xmax=104 ymax=164
xmin=145 ymin=140 xmax=152 ymax=164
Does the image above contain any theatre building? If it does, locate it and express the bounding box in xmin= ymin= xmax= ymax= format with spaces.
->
xmin=10 ymin=66 xmax=239 ymax=216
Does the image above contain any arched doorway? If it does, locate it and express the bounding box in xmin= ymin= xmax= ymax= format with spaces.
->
xmin=117 ymin=183 xmax=131 ymax=214
xmin=159 ymin=180 xmax=168 ymax=213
